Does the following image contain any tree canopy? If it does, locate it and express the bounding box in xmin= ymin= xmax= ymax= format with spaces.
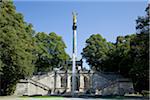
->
xmin=0 ymin=1 xmax=35 ymax=95
xmin=128 ymin=4 xmax=149 ymax=92
xmin=81 ymin=34 xmax=112 ymax=71
xmin=34 ymin=32 xmax=70 ymax=73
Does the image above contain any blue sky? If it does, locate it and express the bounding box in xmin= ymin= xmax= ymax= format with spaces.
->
xmin=14 ymin=0 xmax=148 ymax=69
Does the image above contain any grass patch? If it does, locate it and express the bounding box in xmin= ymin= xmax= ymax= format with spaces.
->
xmin=19 ymin=96 xmax=64 ymax=100
xmin=32 ymin=96 xmax=63 ymax=98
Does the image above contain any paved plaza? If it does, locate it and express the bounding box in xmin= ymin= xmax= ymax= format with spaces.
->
xmin=0 ymin=96 xmax=148 ymax=100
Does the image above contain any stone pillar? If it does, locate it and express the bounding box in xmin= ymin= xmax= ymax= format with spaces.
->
xmin=67 ymin=75 xmax=71 ymax=92
xmin=56 ymin=74 xmax=61 ymax=89
xmin=53 ymin=71 xmax=57 ymax=93
xmin=90 ymin=73 xmax=93 ymax=89
xmin=79 ymin=74 xmax=84 ymax=92
xmin=27 ymin=79 xmax=29 ymax=95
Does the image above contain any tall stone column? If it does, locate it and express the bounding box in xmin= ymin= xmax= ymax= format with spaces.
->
xmin=72 ymin=11 xmax=77 ymax=96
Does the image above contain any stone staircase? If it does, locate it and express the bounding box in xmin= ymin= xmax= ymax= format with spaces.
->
xmin=100 ymin=79 xmax=118 ymax=90
xmin=29 ymin=79 xmax=51 ymax=91
xmin=19 ymin=78 xmax=51 ymax=92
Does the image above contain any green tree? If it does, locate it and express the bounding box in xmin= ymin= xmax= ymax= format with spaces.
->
xmin=34 ymin=32 xmax=69 ymax=73
xmin=0 ymin=1 xmax=35 ymax=95
xmin=129 ymin=4 xmax=149 ymax=92
xmin=81 ymin=34 xmax=112 ymax=71
xmin=102 ymin=35 xmax=135 ymax=74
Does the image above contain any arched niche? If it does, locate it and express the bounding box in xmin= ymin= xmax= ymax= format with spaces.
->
xmin=70 ymin=76 xmax=80 ymax=91
xmin=84 ymin=76 xmax=90 ymax=90
xmin=60 ymin=75 xmax=67 ymax=88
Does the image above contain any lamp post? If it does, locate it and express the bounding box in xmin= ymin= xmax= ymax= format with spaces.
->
xmin=72 ymin=11 xmax=77 ymax=96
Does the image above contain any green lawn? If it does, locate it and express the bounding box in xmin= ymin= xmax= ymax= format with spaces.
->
xmin=19 ymin=96 xmax=65 ymax=100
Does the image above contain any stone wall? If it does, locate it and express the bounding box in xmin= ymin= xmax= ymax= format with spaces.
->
xmin=101 ymin=79 xmax=134 ymax=96
xmin=14 ymin=70 xmax=134 ymax=96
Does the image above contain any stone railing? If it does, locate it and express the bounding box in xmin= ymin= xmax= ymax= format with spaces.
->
xmin=101 ymin=79 xmax=118 ymax=90
xmin=28 ymin=79 xmax=51 ymax=91
xmin=32 ymin=72 xmax=54 ymax=80
xmin=19 ymin=79 xmax=51 ymax=91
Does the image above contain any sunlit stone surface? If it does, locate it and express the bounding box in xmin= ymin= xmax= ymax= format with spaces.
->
xmin=14 ymin=70 xmax=134 ymax=96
